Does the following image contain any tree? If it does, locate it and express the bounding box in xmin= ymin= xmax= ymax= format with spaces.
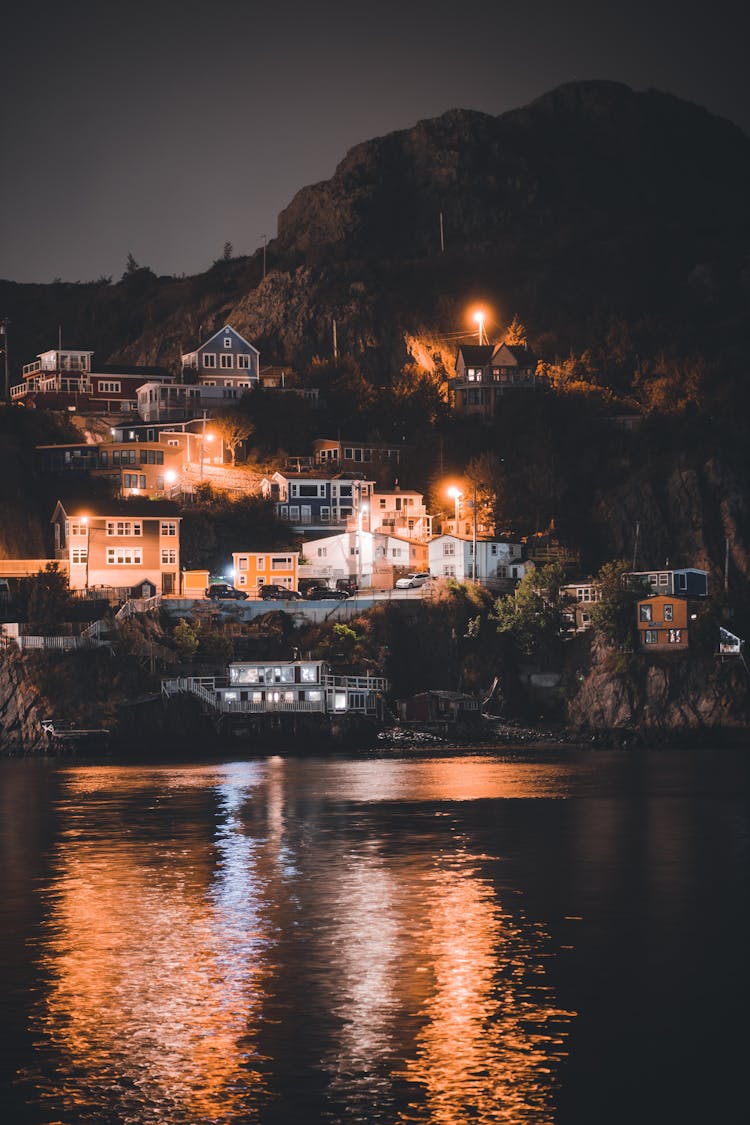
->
xmin=223 ymin=241 xmax=233 ymax=261
xmin=492 ymin=562 xmax=567 ymax=659
xmin=589 ymin=560 xmax=644 ymax=648
xmin=24 ymin=563 xmax=75 ymax=635
xmin=124 ymin=253 xmax=140 ymax=274
xmin=503 ymin=314 xmax=528 ymax=346
xmin=173 ymin=619 xmax=199 ymax=662
xmin=211 ymin=409 xmax=254 ymax=465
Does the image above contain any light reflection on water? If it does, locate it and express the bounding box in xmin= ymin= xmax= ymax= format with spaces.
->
xmin=7 ymin=750 xmax=745 ymax=1123
xmin=18 ymin=759 xmax=575 ymax=1123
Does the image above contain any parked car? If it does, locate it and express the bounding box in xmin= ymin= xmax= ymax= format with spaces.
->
xmin=394 ymin=571 xmax=431 ymax=590
xmin=259 ymin=584 xmax=302 ymax=600
xmin=304 ymin=585 xmax=349 ymax=600
xmin=335 ymin=577 xmax=359 ymax=595
xmin=206 ymin=583 xmax=248 ymax=600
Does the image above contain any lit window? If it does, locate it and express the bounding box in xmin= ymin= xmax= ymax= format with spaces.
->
xmin=160 ymin=521 xmax=177 ymax=537
xmin=161 ymin=549 xmax=177 ymax=565
xmin=664 ymin=604 xmax=674 ymax=622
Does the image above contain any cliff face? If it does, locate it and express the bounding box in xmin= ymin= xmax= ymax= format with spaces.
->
xmin=568 ymin=637 xmax=750 ymax=736
xmin=0 ymin=648 xmax=50 ymax=754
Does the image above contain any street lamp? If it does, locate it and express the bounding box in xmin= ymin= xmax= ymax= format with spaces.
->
xmin=473 ymin=310 xmax=486 ymax=346
xmin=200 ymin=432 xmax=214 ymax=481
xmin=447 ymin=485 xmax=462 ymax=533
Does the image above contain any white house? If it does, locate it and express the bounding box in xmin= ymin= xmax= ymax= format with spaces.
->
xmin=370 ymin=487 xmax=433 ymax=542
xmin=299 ymin=530 xmax=428 ymax=589
xmin=428 ymin=534 xmax=528 ymax=589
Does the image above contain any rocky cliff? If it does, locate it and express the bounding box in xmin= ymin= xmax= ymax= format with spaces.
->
xmin=0 ymin=648 xmax=51 ymax=754
xmin=568 ymin=636 xmax=750 ymax=739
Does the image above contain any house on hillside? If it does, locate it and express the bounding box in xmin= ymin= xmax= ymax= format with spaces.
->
xmin=182 ymin=325 xmax=260 ymax=389
xmin=449 ymin=343 xmax=543 ymax=419
xmin=51 ymin=498 xmax=181 ymax=595
xmin=427 ymin=534 xmax=528 ymax=590
xmin=232 ymin=551 xmax=299 ymax=595
xmin=371 ymin=487 xmax=432 ymax=542
xmin=313 ymin=437 xmax=404 ymax=483
xmin=37 ymin=440 xmax=185 ymax=498
xmin=299 ymin=529 xmax=428 ymax=589
xmin=12 ymin=346 xmax=173 ymax=412
xmin=628 ymin=568 xmax=709 ymax=598
xmin=263 ymin=470 xmax=374 ymax=532
xmin=560 ymin=579 xmax=602 ymax=631
xmin=637 ymin=594 xmax=689 ymax=650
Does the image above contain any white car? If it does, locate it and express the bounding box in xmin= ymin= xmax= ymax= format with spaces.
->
xmin=395 ymin=571 xmax=431 ymax=589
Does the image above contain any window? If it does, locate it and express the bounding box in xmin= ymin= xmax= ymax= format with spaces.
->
xmin=70 ymin=521 xmax=87 ymax=536
xmin=644 ymin=629 xmax=658 ymax=645
xmin=98 ymin=381 xmax=121 ymax=394
xmin=301 ymin=665 xmax=318 ymax=682
xmin=443 ymin=541 xmax=455 ymax=556
xmin=161 ymin=521 xmax=177 ymax=537
xmin=106 ymin=520 xmax=142 ymax=537
xmin=237 ymin=354 xmax=250 ymax=369
xmin=107 ymin=547 xmax=143 ymax=565
xmin=256 ymin=556 xmax=265 ymax=568
xmin=223 ymin=336 xmax=232 ymax=348
xmin=167 ymin=439 xmax=180 ymax=447
xmin=317 ymin=547 xmax=327 ymax=557
xmin=271 ymin=556 xmax=291 ymax=570
xmin=139 ymin=449 xmax=164 ymax=464
xmin=348 ymin=692 xmax=366 ymax=711
xmin=677 ymin=573 xmax=687 ymax=590
xmin=639 ymin=604 xmax=652 ymax=622
xmin=658 ymin=573 xmax=669 ymax=586
xmin=220 ymin=354 xmax=233 ymax=369
xmin=320 ymin=506 xmax=331 ymax=522
xmin=289 ymin=506 xmax=300 ymax=520
xmin=203 ymin=353 xmax=217 ymax=368
xmin=443 ymin=564 xmax=456 ymax=577
xmin=668 ymin=629 xmax=682 ymax=644
xmin=491 ymin=544 xmax=497 ymax=555
xmin=664 ymin=603 xmax=674 ymax=622
xmin=71 ymin=548 xmax=87 ymax=564
xmin=238 ymin=557 xmax=248 ymax=570
xmin=160 ymin=548 xmax=177 ymax=565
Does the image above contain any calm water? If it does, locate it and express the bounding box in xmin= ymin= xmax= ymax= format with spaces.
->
xmin=1 ymin=748 xmax=749 ymax=1124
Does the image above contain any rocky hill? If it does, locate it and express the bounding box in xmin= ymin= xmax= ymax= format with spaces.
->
xmin=2 ymin=80 xmax=750 ymax=586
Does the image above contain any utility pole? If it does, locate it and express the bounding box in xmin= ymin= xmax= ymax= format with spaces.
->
xmin=725 ymin=535 xmax=730 ymax=593
xmin=332 ymin=319 xmax=338 ymax=362
xmin=471 ymin=479 xmax=477 ymax=583
xmin=261 ymin=235 xmax=267 ymax=278
xmin=0 ymin=319 xmax=9 ymax=403
xmin=439 ymin=211 xmax=445 ymax=253
xmin=632 ymin=521 xmax=640 ymax=571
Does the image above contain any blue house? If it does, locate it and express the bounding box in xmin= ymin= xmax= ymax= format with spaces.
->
xmin=181 ymin=325 xmax=260 ymax=390
xmin=264 ymin=470 xmax=375 ymax=531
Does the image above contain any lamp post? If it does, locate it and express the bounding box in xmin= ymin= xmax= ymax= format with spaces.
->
xmin=471 ymin=479 xmax=477 ymax=583
xmin=473 ymin=310 xmax=486 ymax=346
xmin=200 ymin=432 xmax=214 ymax=482
xmin=447 ymin=486 xmax=461 ymax=535
xmin=0 ymin=319 xmax=9 ymax=403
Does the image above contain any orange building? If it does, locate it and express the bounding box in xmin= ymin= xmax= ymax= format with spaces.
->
xmin=637 ymin=595 xmax=689 ymax=650
xmin=232 ymin=551 xmax=299 ymax=595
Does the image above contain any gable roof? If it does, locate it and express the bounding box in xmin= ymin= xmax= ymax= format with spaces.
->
xmin=456 ymin=345 xmax=494 ymax=366
xmin=187 ymin=324 xmax=259 ymax=356
xmin=492 ymin=343 xmax=537 ymax=366
xmin=52 ymin=497 xmax=182 ymax=520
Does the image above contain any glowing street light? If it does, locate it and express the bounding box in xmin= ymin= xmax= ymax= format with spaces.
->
xmin=447 ymin=485 xmax=462 ymax=530
xmin=473 ymin=309 xmax=487 ymax=346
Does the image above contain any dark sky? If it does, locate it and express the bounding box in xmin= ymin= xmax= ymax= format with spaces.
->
xmin=2 ymin=0 xmax=747 ymax=284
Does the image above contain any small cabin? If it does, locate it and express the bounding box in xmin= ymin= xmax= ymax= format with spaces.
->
xmin=637 ymin=595 xmax=689 ymax=650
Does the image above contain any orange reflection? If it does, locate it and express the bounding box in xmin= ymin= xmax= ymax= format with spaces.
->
xmin=398 ymin=857 xmax=574 ymax=1124
xmin=33 ymin=767 xmax=272 ymax=1122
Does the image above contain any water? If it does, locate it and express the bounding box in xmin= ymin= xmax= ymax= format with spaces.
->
xmin=1 ymin=748 xmax=749 ymax=1124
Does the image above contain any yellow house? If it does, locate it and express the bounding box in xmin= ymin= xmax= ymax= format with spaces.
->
xmin=232 ymin=551 xmax=299 ymax=595
xmin=181 ymin=569 xmax=210 ymax=598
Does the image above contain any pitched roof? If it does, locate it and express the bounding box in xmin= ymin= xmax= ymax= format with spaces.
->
xmin=493 ymin=343 xmax=537 ymax=365
xmin=53 ymin=497 xmax=181 ymax=519
xmin=456 ymin=345 xmax=494 ymax=366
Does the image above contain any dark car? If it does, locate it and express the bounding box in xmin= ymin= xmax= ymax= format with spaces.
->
xmin=335 ymin=577 xmax=359 ymax=595
xmin=304 ymin=585 xmax=349 ymax=600
xmin=259 ymin=584 xmax=302 ymax=600
xmin=206 ymin=583 xmax=248 ymax=600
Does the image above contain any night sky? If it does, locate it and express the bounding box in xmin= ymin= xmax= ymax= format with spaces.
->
xmin=2 ymin=0 xmax=748 ymax=285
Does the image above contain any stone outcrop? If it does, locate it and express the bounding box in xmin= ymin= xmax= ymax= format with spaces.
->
xmin=568 ymin=636 xmax=750 ymax=738
xmin=0 ymin=647 xmax=52 ymax=754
